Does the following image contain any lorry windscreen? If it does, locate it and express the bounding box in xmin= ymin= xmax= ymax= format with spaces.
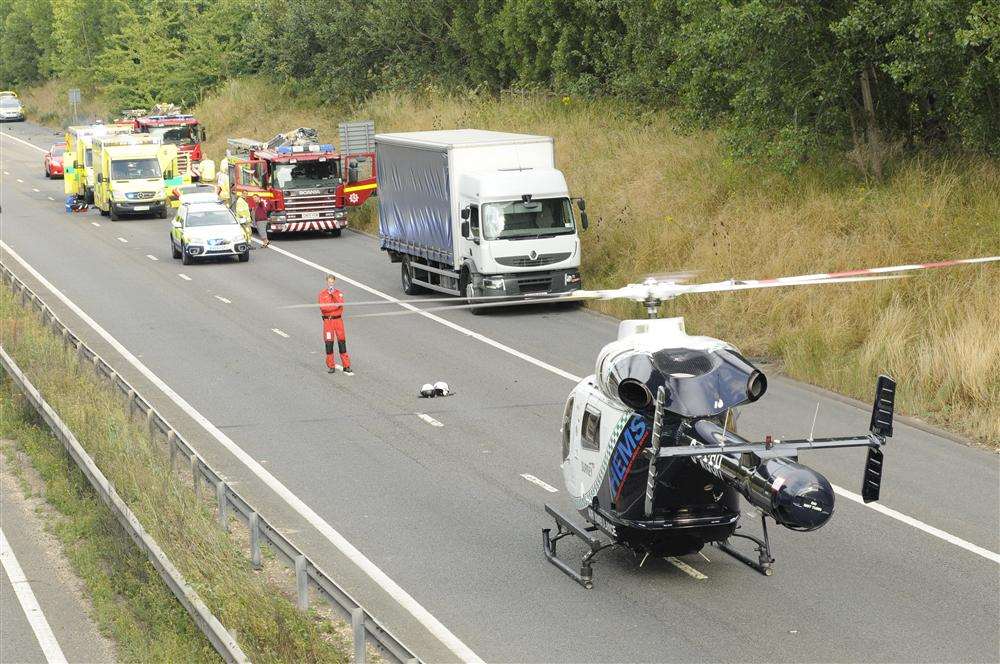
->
xmin=482 ymin=198 xmax=575 ymax=240
xmin=272 ymin=160 xmax=339 ymax=189
xmin=111 ymin=158 xmax=161 ymax=180
xmin=148 ymin=125 xmax=195 ymax=145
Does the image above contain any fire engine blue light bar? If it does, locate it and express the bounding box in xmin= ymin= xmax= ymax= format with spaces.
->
xmin=275 ymin=144 xmax=335 ymax=154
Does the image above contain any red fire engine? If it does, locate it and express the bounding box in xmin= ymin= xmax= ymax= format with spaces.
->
xmin=225 ymin=123 xmax=376 ymax=236
xmin=127 ymin=106 xmax=206 ymax=181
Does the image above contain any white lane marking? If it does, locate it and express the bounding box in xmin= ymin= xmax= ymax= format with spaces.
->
xmin=177 ymin=273 xmax=192 ymax=281
xmin=0 ymin=132 xmax=45 ymax=153
xmin=271 ymin=328 xmax=289 ymax=338
xmin=214 ymin=295 xmax=231 ymax=304
xmin=415 ymin=413 xmax=444 ymax=427
xmin=146 ymin=255 xmax=158 ymax=261
xmin=265 ymin=242 xmax=1000 ymax=566
xmin=834 ymin=485 xmax=1000 ymax=564
xmin=3 ymin=170 xmax=9 ymax=174
xmin=16 ymin=178 xmax=24 ymax=183
xmin=666 ymin=557 xmax=708 ymax=580
xmin=90 ymin=222 xmax=100 ymax=228
xmin=0 ymin=240 xmax=483 ymax=663
xmin=47 ymin=196 xmax=54 ymax=201
xmin=32 ymin=187 xmax=40 ymax=192
xmin=520 ymin=473 xmax=558 ymax=493
xmin=116 ymin=237 xmax=128 ymax=243
xmin=0 ymin=528 xmax=70 ymax=664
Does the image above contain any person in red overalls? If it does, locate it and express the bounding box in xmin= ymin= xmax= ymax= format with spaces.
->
xmin=318 ymin=274 xmax=353 ymax=375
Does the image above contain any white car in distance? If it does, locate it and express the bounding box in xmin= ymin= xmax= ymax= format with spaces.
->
xmin=170 ymin=202 xmax=250 ymax=265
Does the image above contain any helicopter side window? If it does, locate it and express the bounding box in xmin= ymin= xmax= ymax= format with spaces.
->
xmin=581 ymin=407 xmax=601 ymax=451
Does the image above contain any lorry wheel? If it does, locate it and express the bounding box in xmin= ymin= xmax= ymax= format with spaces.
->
xmin=460 ymin=271 xmax=485 ymax=316
xmin=401 ymin=258 xmax=425 ymax=295
xmin=159 ymin=206 xmax=169 ymax=219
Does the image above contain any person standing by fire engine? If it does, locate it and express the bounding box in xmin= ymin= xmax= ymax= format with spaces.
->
xmin=318 ymin=274 xmax=352 ymax=375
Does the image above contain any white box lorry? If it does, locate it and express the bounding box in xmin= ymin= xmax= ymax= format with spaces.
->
xmin=376 ymin=130 xmax=588 ymax=305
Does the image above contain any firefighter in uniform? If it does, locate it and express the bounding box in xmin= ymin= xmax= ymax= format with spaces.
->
xmin=318 ymin=274 xmax=352 ymax=374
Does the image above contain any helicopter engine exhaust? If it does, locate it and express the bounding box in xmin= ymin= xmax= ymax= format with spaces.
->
xmin=686 ymin=420 xmax=835 ymax=531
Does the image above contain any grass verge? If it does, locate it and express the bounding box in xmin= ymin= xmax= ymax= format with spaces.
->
xmin=0 ymin=285 xmax=350 ymax=661
xmin=17 ymin=78 xmax=111 ymax=129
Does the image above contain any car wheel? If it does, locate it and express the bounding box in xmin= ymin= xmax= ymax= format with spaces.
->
xmin=238 ymin=251 xmax=249 ymax=263
xmin=171 ymin=239 xmax=181 ymax=259
xmin=181 ymin=243 xmax=192 ymax=265
xmin=44 ymin=167 xmax=50 ymax=179
xmin=401 ymin=257 xmax=425 ymax=295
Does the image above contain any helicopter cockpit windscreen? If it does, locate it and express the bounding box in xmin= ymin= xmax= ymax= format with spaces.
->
xmin=608 ymin=348 xmax=764 ymax=418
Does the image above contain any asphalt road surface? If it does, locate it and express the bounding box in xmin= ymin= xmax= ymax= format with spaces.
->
xmin=2 ymin=121 xmax=998 ymax=663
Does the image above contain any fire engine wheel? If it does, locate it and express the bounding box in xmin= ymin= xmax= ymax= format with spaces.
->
xmin=401 ymin=258 xmax=426 ymax=296
xmin=328 ymin=228 xmax=342 ymax=238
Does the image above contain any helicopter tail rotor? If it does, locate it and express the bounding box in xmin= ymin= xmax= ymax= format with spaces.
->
xmin=862 ymin=375 xmax=895 ymax=503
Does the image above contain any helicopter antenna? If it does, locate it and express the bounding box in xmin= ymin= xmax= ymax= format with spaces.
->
xmin=643 ymin=386 xmax=667 ymax=517
xmin=808 ymin=402 xmax=820 ymax=442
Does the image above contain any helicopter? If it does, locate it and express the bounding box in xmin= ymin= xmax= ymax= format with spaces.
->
xmin=289 ymin=255 xmax=998 ymax=587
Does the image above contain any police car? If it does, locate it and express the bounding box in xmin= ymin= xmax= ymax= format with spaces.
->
xmin=170 ymin=201 xmax=250 ymax=265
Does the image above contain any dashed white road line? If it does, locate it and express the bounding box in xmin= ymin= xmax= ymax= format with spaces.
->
xmin=32 ymin=187 xmax=40 ymax=192
xmin=47 ymin=196 xmax=54 ymax=201
xmin=264 ymin=241 xmax=1000 ymax=567
xmin=0 ymin=239 xmax=483 ymax=663
xmin=520 ymin=473 xmax=558 ymax=493
xmin=271 ymin=328 xmax=289 ymax=338
xmin=666 ymin=557 xmax=708 ymax=580
xmin=415 ymin=412 xmax=444 ymax=427
xmin=146 ymin=255 xmax=158 ymax=261
xmin=0 ymin=528 xmax=69 ymax=664
xmin=90 ymin=222 xmax=100 ymax=228
xmin=116 ymin=237 xmax=128 ymax=243
xmin=16 ymin=178 xmax=23 ymax=183
xmin=3 ymin=170 xmax=9 ymax=175
xmin=214 ymin=295 xmax=232 ymax=304
xmin=177 ymin=273 xmax=192 ymax=281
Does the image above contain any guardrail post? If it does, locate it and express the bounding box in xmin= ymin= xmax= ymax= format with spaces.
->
xmin=249 ymin=512 xmax=262 ymax=570
xmin=75 ymin=341 xmax=85 ymax=364
xmin=20 ymin=285 xmax=28 ymax=306
xmin=216 ymin=481 xmax=228 ymax=532
xmin=168 ymin=431 xmax=177 ymax=469
xmin=191 ymin=456 xmax=201 ymax=495
xmin=60 ymin=327 xmax=70 ymax=348
xmin=295 ymin=555 xmax=308 ymax=610
xmin=126 ymin=389 xmax=136 ymax=417
xmin=146 ymin=408 xmax=156 ymax=438
xmin=351 ymin=608 xmax=366 ymax=664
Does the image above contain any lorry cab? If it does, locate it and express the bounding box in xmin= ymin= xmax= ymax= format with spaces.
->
xmin=458 ymin=168 xmax=582 ymax=295
xmin=92 ymin=135 xmax=180 ymax=220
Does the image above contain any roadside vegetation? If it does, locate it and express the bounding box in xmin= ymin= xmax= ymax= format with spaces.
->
xmin=0 ymin=285 xmax=351 ymax=661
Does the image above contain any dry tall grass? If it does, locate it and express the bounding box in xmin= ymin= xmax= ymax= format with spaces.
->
xmin=19 ymin=79 xmax=111 ymax=128
xmin=196 ymin=79 xmax=998 ymax=443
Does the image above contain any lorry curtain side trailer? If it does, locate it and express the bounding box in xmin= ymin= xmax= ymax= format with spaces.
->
xmin=376 ymin=129 xmax=587 ymax=306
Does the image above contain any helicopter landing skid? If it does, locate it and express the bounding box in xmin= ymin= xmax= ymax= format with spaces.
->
xmin=542 ymin=505 xmax=616 ymax=589
xmin=713 ymin=514 xmax=775 ymax=576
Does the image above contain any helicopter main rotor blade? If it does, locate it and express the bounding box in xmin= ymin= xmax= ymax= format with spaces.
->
xmin=351 ymin=293 xmax=603 ymax=318
xmin=279 ymin=292 xmax=568 ymax=309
